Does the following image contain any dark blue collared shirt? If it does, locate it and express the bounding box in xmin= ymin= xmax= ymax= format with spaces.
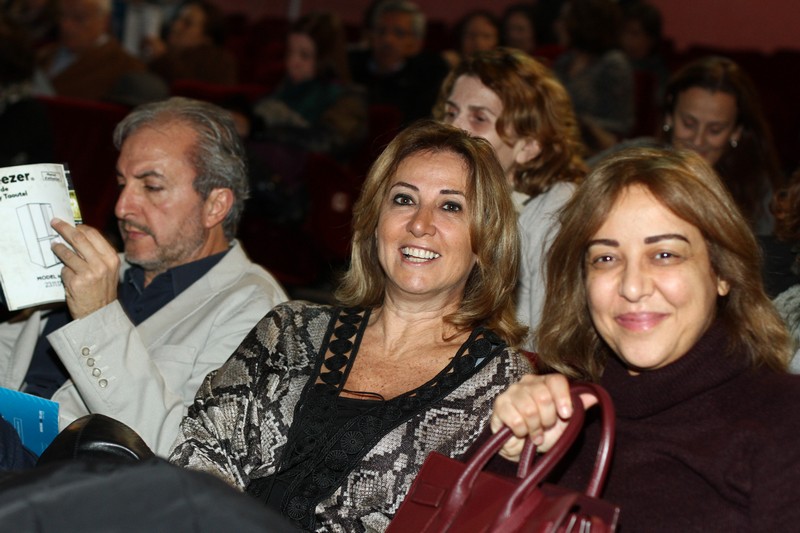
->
xmin=117 ymin=251 xmax=226 ymax=325
xmin=22 ymin=250 xmax=228 ymax=398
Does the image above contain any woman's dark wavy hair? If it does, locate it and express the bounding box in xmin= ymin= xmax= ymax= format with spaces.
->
xmin=290 ymin=11 xmax=350 ymax=82
xmin=174 ymin=0 xmax=228 ymax=47
xmin=500 ymin=3 xmax=537 ymax=51
xmin=454 ymin=10 xmax=500 ymax=54
xmin=662 ymin=56 xmax=784 ymax=228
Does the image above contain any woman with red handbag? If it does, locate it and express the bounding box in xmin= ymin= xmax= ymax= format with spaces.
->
xmin=169 ymin=121 xmax=533 ymax=531
xmin=493 ymin=146 xmax=800 ymax=531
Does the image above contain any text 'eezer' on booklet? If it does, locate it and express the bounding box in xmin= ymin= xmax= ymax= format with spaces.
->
xmin=0 ymin=163 xmax=82 ymax=311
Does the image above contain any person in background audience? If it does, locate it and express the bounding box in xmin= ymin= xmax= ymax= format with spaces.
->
xmin=170 ymin=121 xmax=532 ymax=530
xmin=661 ymin=56 xmax=783 ymax=235
xmin=437 ymin=48 xmax=586 ymax=348
xmin=554 ymin=0 xmax=634 ymax=154
xmin=112 ymin=0 xmax=166 ymax=60
xmin=0 ymin=16 xmax=55 ymax=166
xmin=35 ymin=0 xmax=145 ymax=100
xmin=493 ymin=146 xmax=800 ymax=531
xmin=146 ymin=0 xmax=236 ymax=85
xmin=500 ymin=3 xmax=538 ymax=57
xmin=5 ymin=0 xmax=59 ymax=50
xmin=765 ymin=171 xmax=800 ymax=372
xmin=347 ymin=0 xmax=386 ymax=52
xmin=442 ymin=10 xmax=500 ymax=68
xmin=250 ymin=11 xmax=367 ymax=159
xmin=620 ymin=0 xmax=668 ymax=101
xmin=762 ymin=169 xmax=800 ymax=299
xmin=348 ymin=0 xmax=450 ymax=125
xmin=222 ymin=12 xmax=367 ymax=233
xmin=501 ymin=1 xmax=565 ymax=63
xmin=0 ymin=97 xmax=287 ymax=464
xmin=532 ymin=0 xmax=566 ymax=48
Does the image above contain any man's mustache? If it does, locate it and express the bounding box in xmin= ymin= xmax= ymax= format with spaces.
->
xmin=118 ymin=220 xmax=154 ymax=238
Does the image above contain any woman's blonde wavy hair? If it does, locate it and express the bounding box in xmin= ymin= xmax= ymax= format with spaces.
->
xmin=336 ymin=120 xmax=527 ymax=347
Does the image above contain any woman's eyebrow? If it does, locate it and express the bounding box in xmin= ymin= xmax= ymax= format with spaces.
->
xmin=587 ymin=238 xmax=618 ymax=247
xmin=644 ymin=233 xmax=689 ymax=244
xmin=390 ymin=182 xmax=465 ymax=196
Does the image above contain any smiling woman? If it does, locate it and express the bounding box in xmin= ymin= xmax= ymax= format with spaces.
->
xmin=539 ymin=146 xmax=788 ymax=378
xmin=491 ymin=146 xmax=800 ymax=531
xmin=338 ymin=120 xmax=526 ymax=340
xmin=170 ymin=120 xmax=533 ymax=531
xmin=376 ymin=151 xmax=476 ymax=305
xmin=584 ymin=184 xmax=729 ymax=372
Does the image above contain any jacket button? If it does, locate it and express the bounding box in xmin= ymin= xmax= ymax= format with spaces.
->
xmin=98 ymin=379 xmax=108 ymax=388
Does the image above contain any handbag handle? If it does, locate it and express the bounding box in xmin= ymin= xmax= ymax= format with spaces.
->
xmin=492 ymin=382 xmax=616 ymax=526
xmin=432 ymin=382 xmax=612 ymax=532
xmin=430 ymin=427 xmax=519 ymax=531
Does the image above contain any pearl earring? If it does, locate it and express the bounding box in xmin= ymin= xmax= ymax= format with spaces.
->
xmin=730 ymin=138 xmax=738 ymax=148
xmin=662 ymin=123 xmax=671 ymax=133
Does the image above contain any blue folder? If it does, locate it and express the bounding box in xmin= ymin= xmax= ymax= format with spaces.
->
xmin=0 ymin=387 xmax=59 ymax=455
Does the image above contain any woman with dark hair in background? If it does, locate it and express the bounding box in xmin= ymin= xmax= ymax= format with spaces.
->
xmin=230 ymin=12 xmax=367 ymax=232
xmin=554 ymin=0 xmax=634 ymax=154
xmin=442 ymin=10 xmax=500 ymax=68
xmin=500 ymin=1 xmax=563 ymax=60
xmin=620 ymin=1 xmax=668 ymax=100
xmin=249 ymin=11 xmax=367 ymax=158
xmin=500 ymin=3 xmax=538 ymax=57
xmin=662 ymin=55 xmax=783 ymax=235
xmin=146 ymin=0 xmax=237 ymax=85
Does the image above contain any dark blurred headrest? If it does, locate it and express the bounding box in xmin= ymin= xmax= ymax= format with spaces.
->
xmin=37 ymin=413 xmax=154 ymax=466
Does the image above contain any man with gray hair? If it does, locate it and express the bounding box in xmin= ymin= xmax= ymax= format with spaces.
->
xmin=0 ymin=97 xmax=287 ymax=459
xmin=36 ymin=0 xmax=144 ymax=100
xmin=349 ymin=0 xmax=449 ymax=125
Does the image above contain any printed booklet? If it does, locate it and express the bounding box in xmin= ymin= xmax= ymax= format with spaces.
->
xmin=0 ymin=163 xmax=82 ymax=310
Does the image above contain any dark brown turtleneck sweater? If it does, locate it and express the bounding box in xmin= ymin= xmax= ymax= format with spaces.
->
xmin=553 ymin=321 xmax=800 ymax=531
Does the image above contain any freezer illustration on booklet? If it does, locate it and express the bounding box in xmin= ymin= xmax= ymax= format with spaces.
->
xmin=0 ymin=163 xmax=82 ymax=311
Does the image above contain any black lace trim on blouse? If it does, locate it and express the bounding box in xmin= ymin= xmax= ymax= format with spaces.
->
xmin=247 ymin=306 xmax=504 ymax=530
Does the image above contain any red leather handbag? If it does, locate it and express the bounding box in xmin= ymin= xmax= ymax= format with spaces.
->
xmin=387 ymin=382 xmax=619 ymax=533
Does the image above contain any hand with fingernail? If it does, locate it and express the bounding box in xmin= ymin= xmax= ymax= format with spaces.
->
xmin=50 ymin=218 xmax=121 ymax=320
xmin=490 ymin=373 xmax=598 ymax=461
